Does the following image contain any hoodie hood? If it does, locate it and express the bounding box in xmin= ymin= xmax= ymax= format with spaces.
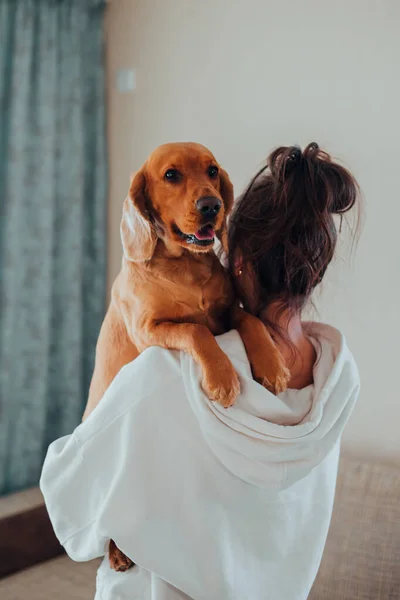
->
xmin=182 ymin=322 xmax=360 ymax=489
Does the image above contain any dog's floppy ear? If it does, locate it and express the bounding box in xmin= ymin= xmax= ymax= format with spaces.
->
xmin=217 ymin=168 xmax=234 ymax=254
xmin=219 ymin=167 xmax=234 ymax=214
xmin=120 ymin=168 xmax=157 ymax=262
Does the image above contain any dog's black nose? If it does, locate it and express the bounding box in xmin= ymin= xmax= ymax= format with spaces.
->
xmin=196 ymin=197 xmax=222 ymax=217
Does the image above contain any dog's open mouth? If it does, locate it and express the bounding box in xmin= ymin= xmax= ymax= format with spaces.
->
xmin=174 ymin=224 xmax=216 ymax=246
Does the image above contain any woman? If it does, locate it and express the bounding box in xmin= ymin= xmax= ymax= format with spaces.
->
xmin=41 ymin=143 xmax=360 ymax=600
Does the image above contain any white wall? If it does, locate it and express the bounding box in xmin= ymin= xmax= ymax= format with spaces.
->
xmin=106 ymin=0 xmax=400 ymax=463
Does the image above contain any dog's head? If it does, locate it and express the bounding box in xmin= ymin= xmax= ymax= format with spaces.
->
xmin=121 ymin=142 xmax=234 ymax=262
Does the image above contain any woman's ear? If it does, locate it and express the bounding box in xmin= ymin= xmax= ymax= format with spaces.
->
xmin=120 ymin=168 xmax=157 ymax=262
xmin=217 ymin=168 xmax=234 ymax=254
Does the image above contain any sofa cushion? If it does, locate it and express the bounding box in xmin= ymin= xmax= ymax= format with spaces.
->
xmin=310 ymin=456 xmax=400 ymax=599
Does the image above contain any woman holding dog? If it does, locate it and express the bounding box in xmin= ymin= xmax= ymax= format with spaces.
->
xmin=41 ymin=142 xmax=360 ymax=600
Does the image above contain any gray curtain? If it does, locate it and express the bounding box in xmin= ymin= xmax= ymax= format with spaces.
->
xmin=0 ymin=0 xmax=107 ymax=495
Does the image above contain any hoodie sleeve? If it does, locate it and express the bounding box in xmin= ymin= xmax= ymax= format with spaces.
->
xmin=40 ymin=433 xmax=107 ymax=562
xmin=40 ymin=347 xmax=182 ymax=563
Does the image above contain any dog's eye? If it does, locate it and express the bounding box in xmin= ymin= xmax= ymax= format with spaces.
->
xmin=164 ymin=168 xmax=181 ymax=182
xmin=208 ymin=165 xmax=219 ymax=179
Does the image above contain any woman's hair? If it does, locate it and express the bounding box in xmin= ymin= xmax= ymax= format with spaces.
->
xmin=228 ymin=142 xmax=360 ymax=319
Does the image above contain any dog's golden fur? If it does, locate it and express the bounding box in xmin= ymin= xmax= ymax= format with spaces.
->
xmin=82 ymin=142 xmax=290 ymax=570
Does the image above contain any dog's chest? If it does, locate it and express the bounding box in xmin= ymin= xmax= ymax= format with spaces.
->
xmin=197 ymin=267 xmax=230 ymax=310
xmin=177 ymin=259 xmax=231 ymax=301
xmin=152 ymin=254 xmax=234 ymax=333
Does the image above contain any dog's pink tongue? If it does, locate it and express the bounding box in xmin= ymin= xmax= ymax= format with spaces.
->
xmin=195 ymin=225 xmax=215 ymax=240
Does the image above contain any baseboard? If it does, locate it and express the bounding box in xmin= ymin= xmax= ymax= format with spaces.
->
xmin=0 ymin=487 xmax=64 ymax=579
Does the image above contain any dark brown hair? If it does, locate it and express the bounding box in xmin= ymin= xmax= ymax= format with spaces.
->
xmin=228 ymin=142 xmax=360 ymax=318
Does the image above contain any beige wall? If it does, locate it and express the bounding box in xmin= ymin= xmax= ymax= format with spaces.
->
xmin=105 ymin=0 xmax=400 ymax=463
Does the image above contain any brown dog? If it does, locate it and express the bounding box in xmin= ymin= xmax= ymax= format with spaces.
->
xmin=83 ymin=142 xmax=289 ymax=571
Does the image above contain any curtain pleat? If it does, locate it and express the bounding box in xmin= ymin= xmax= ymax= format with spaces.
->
xmin=0 ymin=0 xmax=107 ymax=495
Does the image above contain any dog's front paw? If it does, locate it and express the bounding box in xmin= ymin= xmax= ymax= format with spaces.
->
xmin=202 ymin=359 xmax=240 ymax=408
xmin=252 ymin=352 xmax=291 ymax=395
xmin=109 ymin=540 xmax=134 ymax=572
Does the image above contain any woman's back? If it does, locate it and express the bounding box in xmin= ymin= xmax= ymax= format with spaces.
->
xmin=41 ymin=325 xmax=359 ymax=600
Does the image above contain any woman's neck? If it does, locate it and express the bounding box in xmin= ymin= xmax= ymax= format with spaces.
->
xmin=261 ymin=303 xmax=303 ymax=340
xmin=261 ymin=303 xmax=316 ymax=389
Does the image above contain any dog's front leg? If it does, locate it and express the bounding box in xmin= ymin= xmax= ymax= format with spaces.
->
xmin=142 ymin=321 xmax=240 ymax=408
xmin=231 ymin=306 xmax=290 ymax=394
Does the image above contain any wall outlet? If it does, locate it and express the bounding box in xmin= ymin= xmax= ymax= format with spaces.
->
xmin=116 ymin=69 xmax=136 ymax=93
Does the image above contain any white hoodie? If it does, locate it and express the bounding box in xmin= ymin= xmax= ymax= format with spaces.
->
xmin=40 ymin=323 xmax=360 ymax=600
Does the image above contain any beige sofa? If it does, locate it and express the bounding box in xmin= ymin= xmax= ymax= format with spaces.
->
xmin=310 ymin=456 xmax=400 ymax=599
xmin=0 ymin=456 xmax=399 ymax=599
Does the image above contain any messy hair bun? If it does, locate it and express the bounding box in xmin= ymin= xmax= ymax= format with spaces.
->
xmin=268 ymin=142 xmax=358 ymax=215
xmin=228 ymin=142 xmax=360 ymax=316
